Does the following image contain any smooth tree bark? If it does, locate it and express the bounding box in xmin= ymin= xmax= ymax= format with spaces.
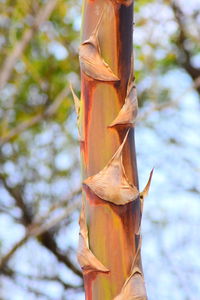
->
xmin=71 ymin=0 xmax=153 ymax=299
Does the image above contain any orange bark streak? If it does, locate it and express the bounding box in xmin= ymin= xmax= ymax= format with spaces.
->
xmin=79 ymin=1 xmax=141 ymax=299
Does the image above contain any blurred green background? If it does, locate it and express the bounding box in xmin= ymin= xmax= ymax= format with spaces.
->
xmin=0 ymin=0 xmax=199 ymax=299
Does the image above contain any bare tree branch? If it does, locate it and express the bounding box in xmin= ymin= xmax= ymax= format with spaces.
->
xmin=28 ymin=198 xmax=81 ymax=237
xmin=138 ymin=76 xmax=200 ymax=122
xmin=0 ymin=199 xmax=81 ymax=272
xmin=0 ymin=87 xmax=70 ymax=145
xmin=38 ymin=228 xmax=82 ymax=278
xmin=0 ymin=235 xmax=28 ymax=269
xmin=32 ymin=187 xmax=81 ymax=224
xmin=14 ymin=272 xmax=83 ymax=290
xmin=0 ymin=0 xmax=58 ymax=89
xmin=1 ymin=260 xmax=83 ymax=291
xmin=0 ymin=174 xmax=32 ymax=225
xmin=171 ymin=1 xmax=200 ymax=95
xmin=0 ymin=177 xmax=82 ymax=278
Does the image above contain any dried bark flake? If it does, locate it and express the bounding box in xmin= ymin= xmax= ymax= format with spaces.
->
xmin=84 ymin=130 xmax=139 ymax=205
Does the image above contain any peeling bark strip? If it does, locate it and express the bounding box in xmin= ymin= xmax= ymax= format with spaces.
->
xmin=84 ymin=129 xmax=139 ymax=205
xmin=140 ymin=169 xmax=154 ymax=209
xmin=108 ymin=82 xmax=138 ymax=128
xmin=114 ymin=272 xmax=147 ymax=300
xmin=113 ymin=238 xmax=147 ymax=300
xmin=77 ymin=200 xmax=109 ymax=274
xmin=79 ymin=8 xmax=119 ymax=82
xmin=70 ymin=83 xmax=85 ymax=142
xmin=76 ymin=0 xmax=152 ymax=299
xmin=70 ymin=83 xmax=80 ymax=116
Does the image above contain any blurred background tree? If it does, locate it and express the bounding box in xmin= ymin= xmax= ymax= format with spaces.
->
xmin=0 ymin=0 xmax=199 ymax=299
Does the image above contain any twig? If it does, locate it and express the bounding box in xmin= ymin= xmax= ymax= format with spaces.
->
xmin=15 ymin=272 xmax=83 ymax=290
xmin=28 ymin=198 xmax=81 ymax=237
xmin=0 ymin=86 xmax=69 ymax=145
xmin=170 ymin=1 xmax=200 ymax=94
xmin=0 ymin=0 xmax=58 ymax=89
xmin=32 ymin=187 xmax=81 ymax=224
xmin=138 ymin=76 xmax=200 ymax=122
xmin=0 ymin=235 xmax=28 ymax=269
xmin=0 ymin=196 xmax=81 ymax=269
xmin=0 ymin=176 xmax=82 ymax=278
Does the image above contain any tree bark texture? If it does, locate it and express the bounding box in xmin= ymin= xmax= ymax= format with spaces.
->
xmin=73 ymin=1 xmax=152 ymax=299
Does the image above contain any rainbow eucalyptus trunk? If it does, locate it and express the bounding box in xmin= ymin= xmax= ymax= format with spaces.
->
xmin=71 ymin=0 xmax=153 ymax=299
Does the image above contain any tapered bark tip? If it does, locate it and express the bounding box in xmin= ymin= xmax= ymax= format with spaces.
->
xmin=77 ymin=201 xmax=109 ymax=274
xmin=79 ymin=8 xmax=120 ymax=82
xmin=140 ymin=168 xmax=154 ymax=201
xmin=69 ymin=82 xmax=80 ymax=116
xmin=113 ymin=272 xmax=147 ymax=300
xmin=83 ymin=129 xmax=139 ymax=205
xmin=113 ymin=236 xmax=147 ymax=300
xmin=108 ymin=82 xmax=138 ymax=128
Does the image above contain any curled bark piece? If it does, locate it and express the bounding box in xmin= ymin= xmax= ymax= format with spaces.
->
xmin=109 ymin=82 xmax=138 ymax=128
xmin=84 ymin=130 xmax=139 ymax=205
xmin=77 ymin=200 xmax=109 ymax=274
xmin=79 ymin=9 xmax=119 ymax=82
xmin=136 ymin=169 xmax=154 ymax=235
xmin=113 ymin=272 xmax=147 ymax=300
xmin=113 ymin=237 xmax=147 ymax=300
xmin=140 ymin=168 xmax=154 ymax=204
xmin=69 ymin=83 xmax=84 ymax=142
xmin=69 ymin=82 xmax=80 ymax=116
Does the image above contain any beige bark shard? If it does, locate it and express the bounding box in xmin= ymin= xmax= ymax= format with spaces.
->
xmin=140 ymin=168 xmax=154 ymax=208
xmin=69 ymin=83 xmax=84 ymax=142
xmin=84 ymin=130 xmax=139 ymax=205
xmin=114 ymin=272 xmax=147 ymax=300
xmin=113 ymin=237 xmax=147 ymax=300
xmin=109 ymin=82 xmax=138 ymax=128
xmin=79 ymin=9 xmax=119 ymax=82
xmin=136 ymin=169 xmax=154 ymax=235
xmin=77 ymin=200 xmax=109 ymax=274
xmin=69 ymin=83 xmax=80 ymax=116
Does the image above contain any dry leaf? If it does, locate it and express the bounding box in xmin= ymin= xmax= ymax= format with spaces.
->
xmin=113 ymin=237 xmax=147 ymax=300
xmin=77 ymin=200 xmax=109 ymax=274
xmin=79 ymin=9 xmax=119 ymax=82
xmin=84 ymin=130 xmax=139 ymax=205
xmin=109 ymin=82 xmax=138 ymax=128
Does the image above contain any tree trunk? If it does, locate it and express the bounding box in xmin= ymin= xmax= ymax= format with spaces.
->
xmin=72 ymin=0 xmax=152 ymax=299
